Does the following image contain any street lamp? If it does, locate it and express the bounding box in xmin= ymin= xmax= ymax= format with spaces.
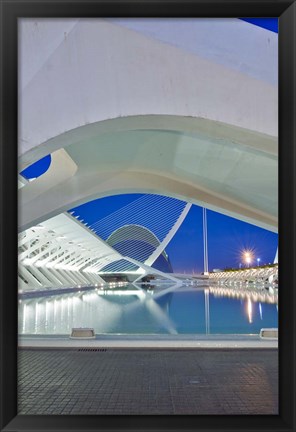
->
xmin=257 ymin=258 xmax=261 ymax=267
xmin=241 ymin=249 xmax=254 ymax=268
xmin=244 ymin=252 xmax=252 ymax=268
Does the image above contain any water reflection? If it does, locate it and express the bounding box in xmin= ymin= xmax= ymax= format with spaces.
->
xmin=204 ymin=288 xmax=210 ymax=334
xmin=209 ymin=286 xmax=278 ymax=304
xmin=259 ymin=303 xmax=263 ymax=320
xmin=18 ymin=283 xmax=278 ymax=336
xmin=247 ymin=298 xmax=253 ymax=324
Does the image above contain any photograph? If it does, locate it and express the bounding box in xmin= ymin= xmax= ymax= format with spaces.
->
xmin=0 ymin=1 xmax=295 ymax=432
xmin=17 ymin=16 xmax=278 ymax=416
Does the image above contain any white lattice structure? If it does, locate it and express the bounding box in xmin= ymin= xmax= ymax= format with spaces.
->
xmin=18 ymin=196 xmax=190 ymax=291
xmin=209 ymin=266 xmax=278 ymax=288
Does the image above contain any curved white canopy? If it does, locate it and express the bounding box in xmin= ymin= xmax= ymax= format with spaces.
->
xmin=18 ymin=19 xmax=278 ymax=233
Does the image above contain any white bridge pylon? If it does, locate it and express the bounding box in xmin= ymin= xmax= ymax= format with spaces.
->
xmin=126 ymin=257 xmax=181 ymax=285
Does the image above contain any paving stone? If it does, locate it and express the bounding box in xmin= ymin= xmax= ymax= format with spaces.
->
xmin=18 ymin=348 xmax=278 ymax=415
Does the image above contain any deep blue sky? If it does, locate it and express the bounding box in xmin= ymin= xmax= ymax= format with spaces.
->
xmin=239 ymin=18 xmax=278 ymax=33
xmin=69 ymin=195 xmax=278 ymax=273
xmin=20 ymin=18 xmax=278 ymax=273
xmin=165 ymin=205 xmax=277 ymax=273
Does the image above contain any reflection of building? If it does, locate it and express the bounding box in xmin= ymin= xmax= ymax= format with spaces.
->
xmin=209 ymin=286 xmax=278 ymax=304
xmin=18 ymin=195 xmax=190 ymax=291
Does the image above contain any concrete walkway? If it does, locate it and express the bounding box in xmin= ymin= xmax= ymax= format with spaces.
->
xmin=18 ymin=348 xmax=278 ymax=415
xmin=18 ymin=334 xmax=278 ymax=349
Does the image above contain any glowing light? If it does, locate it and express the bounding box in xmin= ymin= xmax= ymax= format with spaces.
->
xmin=247 ymin=297 xmax=253 ymax=323
xmin=241 ymin=249 xmax=255 ymax=267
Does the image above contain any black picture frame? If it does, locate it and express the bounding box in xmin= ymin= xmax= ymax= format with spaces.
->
xmin=1 ymin=1 xmax=295 ymax=431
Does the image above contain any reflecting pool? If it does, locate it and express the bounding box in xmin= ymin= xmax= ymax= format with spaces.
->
xmin=18 ymin=283 xmax=278 ymax=335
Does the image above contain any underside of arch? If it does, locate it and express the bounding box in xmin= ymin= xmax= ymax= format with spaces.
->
xmin=18 ymin=115 xmax=278 ymax=234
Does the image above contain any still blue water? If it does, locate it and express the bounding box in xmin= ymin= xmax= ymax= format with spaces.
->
xmin=18 ymin=284 xmax=278 ymax=335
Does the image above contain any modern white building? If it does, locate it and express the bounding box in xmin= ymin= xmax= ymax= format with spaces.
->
xmin=18 ymin=195 xmax=191 ymax=290
xmin=18 ymin=18 xmax=278 ymax=291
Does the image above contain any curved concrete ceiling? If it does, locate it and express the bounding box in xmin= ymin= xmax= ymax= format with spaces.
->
xmin=18 ymin=19 xmax=278 ymax=234
xmin=19 ymin=118 xmax=277 ymax=233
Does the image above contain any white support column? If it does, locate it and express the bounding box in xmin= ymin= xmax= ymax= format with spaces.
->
xmin=83 ymin=271 xmax=106 ymax=285
xmin=126 ymin=256 xmax=181 ymax=284
xmin=50 ymin=268 xmax=72 ymax=285
xmin=203 ymin=208 xmax=209 ymax=274
xmin=76 ymin=257 xmax=93 ymax=270
xmin=26 ymin=265 xmax=52 ymax=286
xmin=18 ymin=276 xmax=29 ymax=291
xmin=52 ymin=249 xmax=77 ymax=266
xmin=70 ymin=271 xmax=89 ymax=284
xmin=19 ymin=265 xmax=42 ymax=288
xmin=82 ymin=272 xmax=97 ymax=285
xmin=19 ymin=235 xmax=56 ymax=262
xmin=58 ymin=269 xmax=78 ymax=285
xmin=40 ymin=267 xmax=64 ymax=286
xmin=18 ymin=229 xmax=40 ymax=248
xmin=274 ymin=247 xmax=278 ymax=264
xmin=145 ymin=203 xmax=192 ymax=266
xmin=35 ymin=246 xmax=63 ymax=267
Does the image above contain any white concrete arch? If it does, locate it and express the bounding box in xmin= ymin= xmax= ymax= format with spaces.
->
xmin=19 ymin=19 xmax=277 ymax=162
xmin=18 ymin=18 xmax=279 ymax=293
xmin=107 ymin=225 xmax=161 ymax=249
xmin=18 ymin=19 xmax=278 ymax=234
xmin=19 ymin=115 xmax=277 ymax=171
xmin=19 ymin=119 xmax=277 ymax=233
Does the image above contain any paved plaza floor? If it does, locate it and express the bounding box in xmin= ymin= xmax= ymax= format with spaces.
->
xmin=18 ymin=348 xmax=278 ymax=415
